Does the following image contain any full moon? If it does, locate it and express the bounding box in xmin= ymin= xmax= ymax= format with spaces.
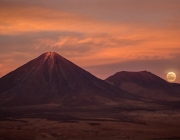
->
xmin=166 ymin=72 xmax=176 ymax=82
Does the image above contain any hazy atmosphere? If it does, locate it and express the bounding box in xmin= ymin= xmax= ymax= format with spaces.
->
xmin=1 ymin=1 xmax=180 ymax=139
xmin=0 ymin=0 xmax=180 ymax=82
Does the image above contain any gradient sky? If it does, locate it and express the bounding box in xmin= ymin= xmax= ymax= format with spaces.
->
xmin=0 ymin=0 xmax=180 ymax=83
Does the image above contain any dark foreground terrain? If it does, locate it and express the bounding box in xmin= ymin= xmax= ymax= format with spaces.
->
xmin=0 ymin=105 xmax=180 ymax=140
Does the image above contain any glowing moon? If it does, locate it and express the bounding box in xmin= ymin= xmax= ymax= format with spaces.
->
xmin=166 ymin=72 xmax=176 ymax=82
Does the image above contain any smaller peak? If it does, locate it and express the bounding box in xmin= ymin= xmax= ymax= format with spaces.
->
xmin=119 ymin=70 xmax=150 ymax=74
xmin=114 ymin=71 xmax=153 ymax=78
xmin=140 ymin=70 xmax=149 ymax=73
xmin=139 ymin=71 xmax=154 ymax=76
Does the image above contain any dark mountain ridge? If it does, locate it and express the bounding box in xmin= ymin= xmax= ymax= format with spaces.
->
xmin=106 ymin=71 xmax=169 ymax=88
xmin=0 ymin=52 xmax=138 ymax=106
xmin=106 ymin=71 xmax=180 ymax=100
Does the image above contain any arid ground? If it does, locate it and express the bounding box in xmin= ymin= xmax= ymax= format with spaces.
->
xmin=0 ymin=106 xmax=180 ymax=140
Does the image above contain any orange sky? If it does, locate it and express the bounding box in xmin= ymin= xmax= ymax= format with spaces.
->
xmin=0 ymin=0 xmax=180 ymax=83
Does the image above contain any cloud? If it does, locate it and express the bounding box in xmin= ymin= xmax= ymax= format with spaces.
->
xmin=0 ymin=0 xmax=179 ymax=83
xmin=26 ymin=0 xmax=180 ymax=29
xmin=35 ymin=34 xmax=145 ymax=55
xmin=0 ymin=1 xmax=131 ymax=36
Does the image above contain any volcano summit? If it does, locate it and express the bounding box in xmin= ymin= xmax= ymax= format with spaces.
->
xmin=0 ymin=52 xmax=129 ymax=106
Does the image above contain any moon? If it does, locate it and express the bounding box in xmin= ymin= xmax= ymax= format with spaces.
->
xmin=166 ymin=72 xmax=176 ymax=82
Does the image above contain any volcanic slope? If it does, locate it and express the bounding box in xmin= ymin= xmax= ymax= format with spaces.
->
xmin=0 ymin=52 xmax=138 ymax=106
xmin=106 ymin=71 xmax=180 ymax=101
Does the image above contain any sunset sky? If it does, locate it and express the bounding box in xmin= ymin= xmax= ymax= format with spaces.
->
xmin=0 ymin=0 xmax=180 ymax=83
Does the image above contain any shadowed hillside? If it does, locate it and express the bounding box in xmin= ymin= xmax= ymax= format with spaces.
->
xmin=0 ymin=52 xmax=139 ymax=107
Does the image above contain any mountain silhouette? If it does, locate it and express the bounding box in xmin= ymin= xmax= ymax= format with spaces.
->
xmin=106 ymin=71 xmax=180 ymax=101
xmin=0 ymin=52 xmax=137 ymax=106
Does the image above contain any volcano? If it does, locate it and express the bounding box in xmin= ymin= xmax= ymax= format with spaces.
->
xmin=106 ymin=71 xmax=180 ymax=101
xmin=0 ymin=52 xmax=136 ymax=106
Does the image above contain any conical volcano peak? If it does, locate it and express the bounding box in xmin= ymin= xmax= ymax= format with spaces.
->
xmin=44 ymin=51 xmax=59 ymax=56
xmin=0 ymin=52 xmax=123 ymax=106
xmin=41 ymin=52 xmax=67 ymax=66
xmin=45 ymin=51 xmax=55 ymax=56
xmin=43 ymin=52 xmax=59 ymax=61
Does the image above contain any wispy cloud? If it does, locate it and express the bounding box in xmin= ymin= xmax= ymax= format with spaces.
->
xmin=0 ymin=1 xmax=130 ymax=35
xmin=0 ymin=0 xmax=180 ymax=82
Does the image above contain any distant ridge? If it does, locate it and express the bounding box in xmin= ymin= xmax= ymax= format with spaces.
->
xmin=106 ymin=71 xmax=180 ymax=101
xmin=106 ymin=71 xmax=169 ymax=88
